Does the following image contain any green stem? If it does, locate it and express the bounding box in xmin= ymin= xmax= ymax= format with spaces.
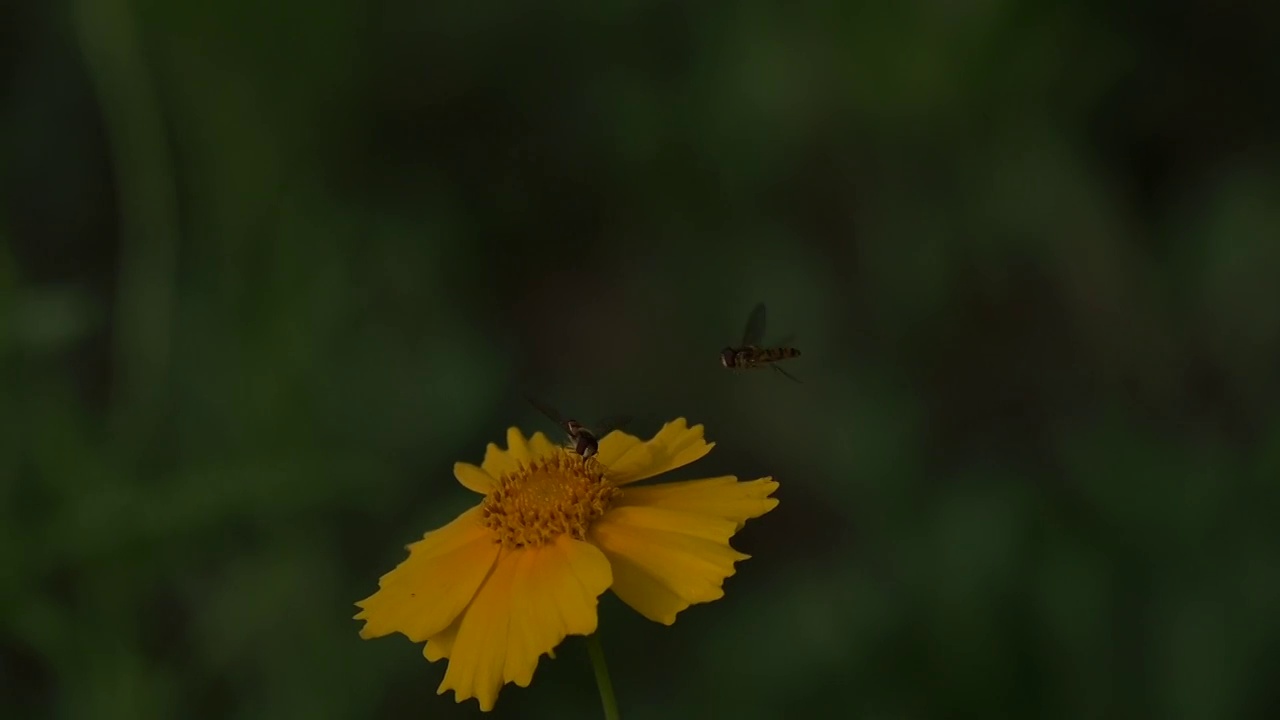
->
xmin=586 ymin=632 xmax=621 ymax=720
xmin=73 ymin=0 xmax=180 ymax=444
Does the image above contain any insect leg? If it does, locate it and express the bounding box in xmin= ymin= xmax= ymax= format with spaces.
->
xmin=772 ymin=364 xmax=803 ymax=384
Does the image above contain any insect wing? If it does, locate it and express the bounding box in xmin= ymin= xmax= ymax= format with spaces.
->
xmin=525 ymin=395 xmax=566 ymax=428
xmin=741 ymin=303 xmax=768 ymax=347
xmin=771 ymin=332 xmax=799 ymax=349
xmin=592 ymin=414 xmax=633 ymax=437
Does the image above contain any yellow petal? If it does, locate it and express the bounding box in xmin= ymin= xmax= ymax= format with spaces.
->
xmin=437 ymin=536 xmax=612 ymax=711
xmin=423 ymin=616 xmax=460 ymax=662
xmin=479 ymin=427 xmax=535 ymax=480
xmin=590 ymin=505 xmax=753 ymax=625
xmin=354 ymin=507 xmax=500 ymax=642
xmin=616 ymin=475 xmax=779 ymax=530
xmin=597 ymin=418 xmax=715 ymax=486
xmin=480 ymin=441 xmax=517 ymax=479
xmin=595 ymin=430 xmax=644 ymax=468
xmin=504 ymin=427 xmax=532 ymax=462
xmin=526 ymin=430 xmax=561 ymax=459
xmin=453 ymin=462 xmax=496 ymax=494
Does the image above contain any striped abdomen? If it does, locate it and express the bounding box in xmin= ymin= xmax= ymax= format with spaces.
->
xmin=733 ymin=346 xmax=801 ymax=368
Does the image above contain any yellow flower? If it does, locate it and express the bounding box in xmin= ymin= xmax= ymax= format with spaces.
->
xmin=354 ymin=418 xmax=778 ymax=711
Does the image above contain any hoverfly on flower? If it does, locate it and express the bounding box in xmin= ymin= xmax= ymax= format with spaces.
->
xmin=525 ymin=396 xmax=632 ymax=462
xmin=354 ymin=417 xmax=778 ymax=711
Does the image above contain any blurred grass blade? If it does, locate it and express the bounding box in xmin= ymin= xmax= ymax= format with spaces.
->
xmin=73 ymin=0 xmax=179 ymax=440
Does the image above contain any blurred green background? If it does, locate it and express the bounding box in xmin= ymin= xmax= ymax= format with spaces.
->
xmin=4 ymin=0 xmax=1280 ymax=718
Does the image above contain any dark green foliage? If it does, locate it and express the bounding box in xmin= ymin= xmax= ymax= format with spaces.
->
xmin=3 ymin=0 xmax=1278 ymax=717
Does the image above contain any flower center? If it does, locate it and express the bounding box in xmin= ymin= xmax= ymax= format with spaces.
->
xmin=480 ymin=449 xmax=622 ymax=549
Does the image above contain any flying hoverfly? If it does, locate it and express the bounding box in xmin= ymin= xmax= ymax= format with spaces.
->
xmin=525 ymin=396 xmax=632 ymax=461
xmin=719 ymin=302 xmax=803 ymax=383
